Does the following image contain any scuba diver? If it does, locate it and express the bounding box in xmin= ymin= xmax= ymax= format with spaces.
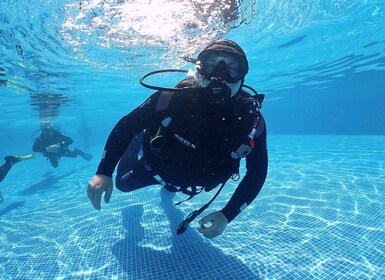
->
xmin=87 ymin=39 xmax=268 ymax=239
xmin=32 ymin=122 xmax=93 ymax=168
xmin=1 ymin=153 xmax=37 ymax=203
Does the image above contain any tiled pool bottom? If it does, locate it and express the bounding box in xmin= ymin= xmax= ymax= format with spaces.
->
xmin=0 ymin=135 xmax=384 ymax=279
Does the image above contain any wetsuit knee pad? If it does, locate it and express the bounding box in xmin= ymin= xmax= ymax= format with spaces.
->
xmin=115 ymin=170 xmax=136 ymax=192
xmin=116 ymin=157 xmax=159 ymax=192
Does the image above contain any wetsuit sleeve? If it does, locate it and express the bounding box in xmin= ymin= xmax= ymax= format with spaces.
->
xmin=57 ymin=132 xmax=73 ymax=147
xmin=32 ymin=137 xmax=46 ymax=152
xmin=221 ymin=115 xmax=268 ymax=223
xmin=96 ymin=91 xmax=167 ymax=177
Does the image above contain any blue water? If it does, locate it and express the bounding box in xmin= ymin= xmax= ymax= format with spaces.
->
xmin=1 ymin=1 xmax=385 ymax=279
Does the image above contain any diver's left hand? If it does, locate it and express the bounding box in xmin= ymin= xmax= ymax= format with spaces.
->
xmin=197 ymin=211 xmax=228 ymax=239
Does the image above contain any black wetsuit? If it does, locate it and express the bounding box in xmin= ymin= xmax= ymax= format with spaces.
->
xmin=96 ymin=79 xmax=268 ymax=223
xmin=0 ymin=160 xmax=14 ymax=183
xmin=1 ymin=157 xmax=22 ymax=202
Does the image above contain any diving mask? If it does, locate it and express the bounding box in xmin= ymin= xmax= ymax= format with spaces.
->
xmin=196 ymin=50 xmax=248 ymax=83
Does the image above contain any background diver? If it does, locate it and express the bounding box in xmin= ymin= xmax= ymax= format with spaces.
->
xmin=33 ymin=122 xmax=93 ymax=168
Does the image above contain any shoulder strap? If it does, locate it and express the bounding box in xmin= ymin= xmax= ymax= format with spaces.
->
xmin=176 ymin=180 xmax=228 ymax=235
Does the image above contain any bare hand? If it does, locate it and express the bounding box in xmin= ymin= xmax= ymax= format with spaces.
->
xmin=87 ymin=174 xmax=113 ymax=210
xmin=197 ymin=211 xmax=228 ymax=239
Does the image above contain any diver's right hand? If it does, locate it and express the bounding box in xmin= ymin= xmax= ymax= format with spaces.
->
xmin=87 ymin=174 xmax=113 ymax=210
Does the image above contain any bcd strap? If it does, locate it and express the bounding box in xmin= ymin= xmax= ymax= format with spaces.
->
xmin=176 ymin=180 xmax=228 ymax=235
xmin=155 ymin=178 xmax=204 ymax=206
xmin=174 ymin=186 xmax=204 ymax=206
xmin=230 ymin=99 xmax=262 ymax=159
xmin=152 ymin=172 xmax=229 ymax=235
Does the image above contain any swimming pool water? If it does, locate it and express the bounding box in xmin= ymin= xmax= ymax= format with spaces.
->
xmin=1 ymin=0 xmax=385 ymax=279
